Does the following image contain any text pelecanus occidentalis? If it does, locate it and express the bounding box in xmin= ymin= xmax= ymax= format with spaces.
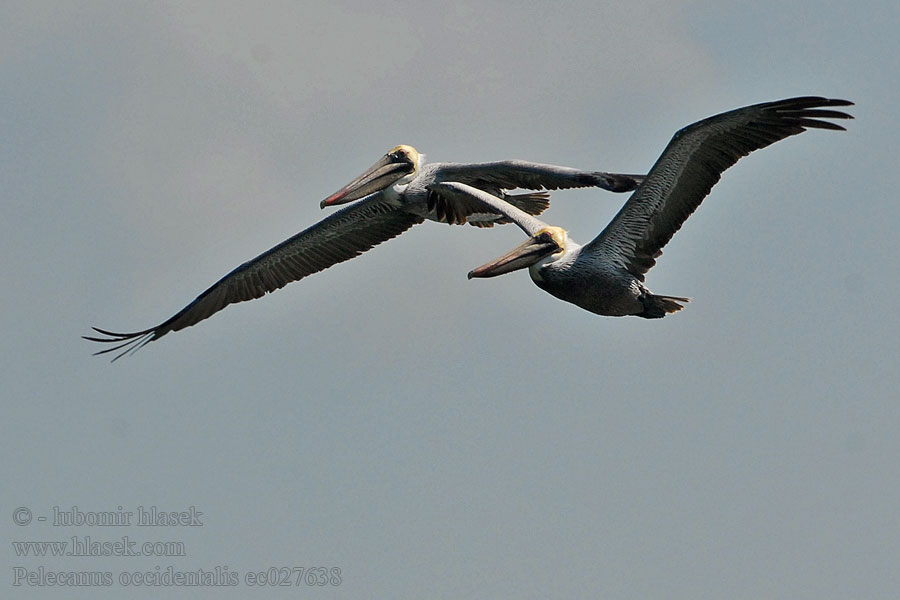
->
xmin=85 ymin=150 xmax=644 ymax=360
xmin=452 ymin=97 xmax=853 ymax=317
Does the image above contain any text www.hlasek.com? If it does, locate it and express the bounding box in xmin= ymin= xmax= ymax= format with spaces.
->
xmin=12 ymin=537 xmax=184 ymax=557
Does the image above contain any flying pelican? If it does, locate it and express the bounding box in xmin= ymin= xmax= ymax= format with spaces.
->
xmin=319 ymin=145 xmax=643 ymax=226
xmin=85 ymin=151 xmax=644 ymax=360
xmin=445 ymin=97 xmax=853 ymax=317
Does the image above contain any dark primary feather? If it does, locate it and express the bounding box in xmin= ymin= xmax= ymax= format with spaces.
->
xmin=585 ymin=97 xmax=853 ymax=279
xmin=85 ymin=195 xmax=423 ymax=361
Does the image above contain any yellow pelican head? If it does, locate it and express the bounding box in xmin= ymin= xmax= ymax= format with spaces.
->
xmin=467 ymin=226 xmax=567 ymax=279
xmin=320 ymin=145 xmax=420 ymax=208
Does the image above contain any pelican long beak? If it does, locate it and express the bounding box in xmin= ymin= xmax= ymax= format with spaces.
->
xmin=320 ymin=152 xmax=416 ymax=208
xmin=468 ymin=235 xmax=559 ymax=279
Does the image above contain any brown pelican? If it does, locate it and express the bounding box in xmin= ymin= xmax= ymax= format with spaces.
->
xmin=85 ymin=151 xmax=643 ymax=360
xmin=449 ymin=97 xmax=853 ymax=317
xmin=319 ymin=145 xmax=643 ymax=226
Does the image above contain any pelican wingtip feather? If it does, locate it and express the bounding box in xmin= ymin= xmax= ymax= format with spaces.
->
xmin=83 ymin=327 xmax=158 ymax=362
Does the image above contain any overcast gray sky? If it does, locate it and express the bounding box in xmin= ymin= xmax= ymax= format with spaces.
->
xmin=3 ymin=1 xmax=898 ymax=598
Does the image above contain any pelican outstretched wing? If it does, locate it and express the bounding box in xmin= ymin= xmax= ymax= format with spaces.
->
xmin=436 ymin=161 xmax=644 ymax=194
xmin=584 ymin=96 xmax=853 ymax=278
xmin=86 ymin=195 xmax=423 ymax=360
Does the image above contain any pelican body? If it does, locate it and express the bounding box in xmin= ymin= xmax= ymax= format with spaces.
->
xmin=454 ymin=97 xmax=854 ymax=318
xmin=85 ymin=147 xmax=643 ymax=360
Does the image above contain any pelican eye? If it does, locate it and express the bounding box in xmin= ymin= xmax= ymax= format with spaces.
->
xmin=536 ymin=231 xmax=555 ymax=244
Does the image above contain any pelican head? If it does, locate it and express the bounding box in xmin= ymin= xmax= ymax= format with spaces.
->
xmin=320 ymin=145 xmax=420 ymax=208
xmin=468 ymin=226 xmax=568 ymax=279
